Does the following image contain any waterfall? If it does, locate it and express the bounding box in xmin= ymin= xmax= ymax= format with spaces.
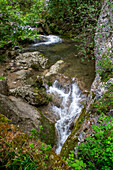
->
xmin=47 ymin=80 xmax=83 ymax=154
xmin=33 ymin=35 xmax=62 ymax=46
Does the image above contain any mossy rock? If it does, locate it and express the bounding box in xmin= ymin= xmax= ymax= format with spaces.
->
xmin=60 ymin=106 xmax=87 ymax=158
xmin=38 ymin=111 xmax=56 ymax=147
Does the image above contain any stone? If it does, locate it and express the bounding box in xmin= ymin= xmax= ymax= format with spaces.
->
xmin=15 ymin=51 xmax=48 ymax=70
xmin=0 ymin=79 xmax=9 ymax=95
xmin=10 ymin=85 xmax=49 ymax=106
xmin=45 ymin=60 xmax=64 ymax=77
xmin=15 ymin=70 xmax=32 ymax=80
xmin=0 ymin=94 xmax=56 ymax=146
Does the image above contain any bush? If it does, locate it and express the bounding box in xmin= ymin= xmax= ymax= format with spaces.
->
xmin=67 ymin=115 xmax=113 ymax=169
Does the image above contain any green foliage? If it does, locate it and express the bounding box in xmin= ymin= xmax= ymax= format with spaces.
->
xmin=40 ymin=142 xmax=52 ymax=161
xmin=66 ymin=116 xmax=113 ymax=169
xmin=76 ymin=116 xmax=113 ymax=170
xmin=47 ymin=0 xmax=101 ymax=35
xmin=0 ymin=136 xmax=38 ymax=170
xmin=0 ymin=0 xmax=44 ymax=48
xmin=6 ymin=153 xmax=38 ymax=170
xmin=30 ymin=125 xmax=43 ymax=139
xmin=66 ymin=150 xmax=86 ymax=169
xmin=97 ymin=52 xmax=113 ymax=81
xmin=0 ymin=76 xmax=5 ymax=80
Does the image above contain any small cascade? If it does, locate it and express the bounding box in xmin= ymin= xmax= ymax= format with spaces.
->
xmin=33 ymin=35 xmax=62 ymax=46
xmin=47 ymin=80 xmax=84 ymax=154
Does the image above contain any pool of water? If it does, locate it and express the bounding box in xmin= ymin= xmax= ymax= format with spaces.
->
xmin=23 ymin=35 xmax=95 ymax=91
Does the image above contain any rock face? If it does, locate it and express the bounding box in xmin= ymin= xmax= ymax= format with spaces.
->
xmin=94 ymin=0 xmax=113 ymax=70
xmin=86 ymin=0 xmax=113 ymax=111
xmin=61 ymin=0 xmax=113 ymax=157
xmin=0 ymin=94 xmax=40 ymax=133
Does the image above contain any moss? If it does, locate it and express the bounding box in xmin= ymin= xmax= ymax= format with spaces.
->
xmin=0 ymin=113 xmax=11 ymax=123
xmin=60 ymin=105 xmax=87 ymax=158
xmin=90 ymin=86 xmax=113 ymax=116
xmin=38 ymin=111 xmax=56 ymax=147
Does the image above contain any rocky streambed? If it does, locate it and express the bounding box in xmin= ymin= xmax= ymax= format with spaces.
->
xmin=0 ymin=35 xmax=95 ymax=153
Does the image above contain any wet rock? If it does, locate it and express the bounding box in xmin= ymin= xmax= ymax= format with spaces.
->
xmin=0 ymin=79 xmax=9 ymax=95
xmin=45 ymin=60 xmax=64 ymax=77
xmin=10 ymin=85 xmax=49 ymax=106
xmin=50 ymin=93 xmax=63 ymax=108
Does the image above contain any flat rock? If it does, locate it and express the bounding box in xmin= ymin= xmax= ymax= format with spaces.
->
xmin=45 ymin=60 xmax=64 ymax=77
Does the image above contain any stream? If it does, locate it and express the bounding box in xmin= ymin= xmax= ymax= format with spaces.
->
xmin=23 ymin=35 xmax=95 ymax=154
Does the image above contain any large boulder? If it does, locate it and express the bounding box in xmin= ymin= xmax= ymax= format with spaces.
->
xmin=10 ymin=85 xmax=49 ymax=106
xmin=0 ymin=94 xmax=56 ymax=146
xmin=10 ymin=51 xmax=48 ymax=71
xmin=45 ymin=60 xmax=64 ymax=77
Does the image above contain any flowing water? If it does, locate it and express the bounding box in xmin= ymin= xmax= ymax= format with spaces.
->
xmin=47 ymin=79 xmax=84 ymax=154
xmin=23 ymin=35 xmax=95 ymax=91
xmin=23 ymin=35 xmax=95 ymax=154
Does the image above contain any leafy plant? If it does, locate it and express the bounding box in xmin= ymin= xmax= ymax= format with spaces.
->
xmin=77 ymin=116 xmax=113 ymax=169
xmin=0 ymin=76 xmax=5 ymax=80
xmin=97 ymin=52 xmax=113 ymax=81
xmin=0 ymin=0 xmax=44 ymax=48
xmin=67 ymin=115 xmax=113 ymax=170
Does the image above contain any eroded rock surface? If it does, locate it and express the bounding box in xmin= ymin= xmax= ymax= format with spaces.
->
xmin=0 ymin=79 xmax=9 ymax=95
xmin=12 ymin=51 xmax=48 ymax=70
xmin=10 ymin=85 xmax=49 ymax=106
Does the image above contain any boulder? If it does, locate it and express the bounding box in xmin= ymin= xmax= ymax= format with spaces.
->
xmin=14 ymin=51 xmax=48 ymax=70
xmin=10 ymin=85 xmax=49 ymax=106
xmin=45 ymin=60 xmax=64 ymax=77
xmin=15 ymin=69 xmax=32 ymax=80
xmin=0 ymin=94 xmax=56 ymax=146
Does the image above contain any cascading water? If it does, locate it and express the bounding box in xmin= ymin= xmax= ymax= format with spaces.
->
xmin=33 ymin=35 xmax=62 ymax=46
xmin=23 ymin=34 xmax=95 ymax=154
xmin=47 ymin=79 xmax=84 ymax=154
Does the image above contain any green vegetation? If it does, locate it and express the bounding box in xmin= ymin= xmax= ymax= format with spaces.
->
xmin=0 ymin=113 xmax=69 ymax=169
xmin=0 ymin=76 xmax=5 ymax=80
xmin=66 ymin=115 xmax=113 ymax=170
xmin=97 ymin=52 xmax=113 ymax=82
xmin=0 ymin=0 xmax=113 ymax=169
xmin=0 ymin=0 xmax=44 ymax=48
xmin=47 ymin=0 xmax=102 ymax=35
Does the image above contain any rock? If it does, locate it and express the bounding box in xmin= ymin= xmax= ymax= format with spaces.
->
xmin=0 ymin=94 xmax=39 ymax=133
xmin=15 ymin=69 xmax=32 ymax=80
xmin=10 ymin=85 xmax=49 ymax=106
xmin=15 ymin=52 xmax=48 ymax=70
xmin=45 ymin=60 xmax=64 ymax=77
xmin=0 ymin=94 xmax=56 ymax=146
xmin=0 ymin=79 xmax=9 ymax=95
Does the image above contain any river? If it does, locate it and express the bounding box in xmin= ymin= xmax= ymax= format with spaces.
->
xmin=23 ymin=35 xmax=95 ymax=154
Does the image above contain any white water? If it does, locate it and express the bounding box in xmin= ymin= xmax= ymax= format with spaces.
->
xmin=33 ymin=35 xmax=62 ymax=46
xmin=47 ymin=80 xmax=83 ymax=154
